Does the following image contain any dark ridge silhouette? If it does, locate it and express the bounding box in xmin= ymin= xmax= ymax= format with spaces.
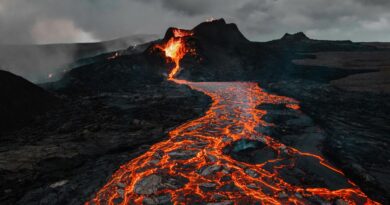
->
xmin=281 ymin=32 xmax=310 ymax=41
xmin=47 ymin=18 xmax=384 ymax=92
xmin=0 ymin=70 xmax=57 ymax=133
xmin=162 ymin=18 xmax=249 ymax=45
xmin=192 ymin=18 xmax=249 ymax=45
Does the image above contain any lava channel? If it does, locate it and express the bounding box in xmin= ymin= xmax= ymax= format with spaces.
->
xmin=86 ymin=28 xmax=380 ymax=205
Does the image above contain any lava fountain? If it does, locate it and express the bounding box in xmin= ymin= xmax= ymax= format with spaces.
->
xmin=86 ymin=28 xmax=380 ymax=205
xmin=155 ymin=28 xmax=193 ymax=80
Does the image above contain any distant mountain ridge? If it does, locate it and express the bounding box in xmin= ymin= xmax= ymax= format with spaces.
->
xmin=0 ymin=34 xmax=158 ymax=83
xmin=44 ymin=18 xmax=390 ymax=94
xmin=281 ymin=32 xmax=310 ymax=41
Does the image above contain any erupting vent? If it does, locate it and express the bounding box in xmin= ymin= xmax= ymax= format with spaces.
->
xmin=155 ymin=28 xmax=194 ymax=80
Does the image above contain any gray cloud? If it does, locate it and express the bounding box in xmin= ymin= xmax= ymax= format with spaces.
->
xmin=160 ymin=0 xmax=219 ymax=16
xmin=0 ymin=0 xmax=390 ymax=44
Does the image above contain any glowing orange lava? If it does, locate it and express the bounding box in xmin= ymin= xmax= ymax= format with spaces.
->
xmin=86 ymin=29 xmax=380 ymax=205
xmin=155 ymin=29 xmax=193 ymax=80
xmin=172 ymin=29 xmax=193 ymax=38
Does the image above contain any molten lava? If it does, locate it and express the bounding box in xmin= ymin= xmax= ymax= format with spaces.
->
xmin=86 ymin=28 xmax=380 ymax=205
xmin=172 ymin=28 xmax=193 ymax=38
xmin=156 ymin=38 xmax=186 ymax=79
xmin=155 ymin=28 xmax=193 ymax=80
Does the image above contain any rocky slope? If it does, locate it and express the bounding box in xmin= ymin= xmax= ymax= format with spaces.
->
xmin=0 ymin=70 xmax=57 ymax=134
xmin=263 ymin=80 xmax=390 ymax=203
xmin=0 ymin=81 xmax=210 ymax=205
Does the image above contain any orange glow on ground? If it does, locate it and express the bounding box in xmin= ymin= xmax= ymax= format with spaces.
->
xmin=87 ymin=80 xmax=379 ymax=205
xmin=86 ymin=28 xmax=380 ymax=205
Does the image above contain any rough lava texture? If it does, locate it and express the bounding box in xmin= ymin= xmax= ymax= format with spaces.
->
xmin=0 ymin=81 xmax=211 ymax=205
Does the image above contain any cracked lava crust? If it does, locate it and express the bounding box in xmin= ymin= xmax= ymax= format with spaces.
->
xmin=86 ymin=28 xmax=379 ymax=205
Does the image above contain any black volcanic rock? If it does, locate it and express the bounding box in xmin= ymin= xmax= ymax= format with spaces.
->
xmin=162 ymin=19 xmax=249 ymax=45
xmin=0 ymin=70 xmax=57 ymax=133
xmin=49 ymin=54 xmax=166 ymax=95
xmin=155 ymin=19 xmax=261 ymax=81
xmin=0 ymin=80 xmax=211 ymax=205
xmin=193 ymin=19 xmax=249 ymax=45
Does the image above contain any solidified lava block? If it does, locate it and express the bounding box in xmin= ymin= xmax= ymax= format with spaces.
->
xmin=224 ymin=139 xmax=277 ymax=164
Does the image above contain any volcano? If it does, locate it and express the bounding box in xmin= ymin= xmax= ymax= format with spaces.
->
xmin=1 ymin=19 xmax=389 ymax=205
xmin=85 ymin=19 xmax=385 ymax=205
xmin=49 ymin=18 xmax=381 ymax=92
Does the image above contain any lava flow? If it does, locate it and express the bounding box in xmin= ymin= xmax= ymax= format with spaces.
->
xmin=155 ymin=28 xmax=194 ymax=80
xmin=87 ymin=29 xmax=380 ymax=205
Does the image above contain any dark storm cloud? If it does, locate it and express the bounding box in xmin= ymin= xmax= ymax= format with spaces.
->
xmin=0 ymin=0 xmax=390 ymax=44
xmin=355 ymin=0 xmax=390 ymax=6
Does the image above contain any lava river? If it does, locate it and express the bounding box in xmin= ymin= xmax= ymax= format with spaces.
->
xmin=87 ymin=29 xmax=379 ymax=205
xmin=87 ymin=79 xmax=379 ymax=205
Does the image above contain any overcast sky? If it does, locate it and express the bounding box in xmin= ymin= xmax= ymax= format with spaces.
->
xmin=1 ymin=0 xmax=390 ymax=44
